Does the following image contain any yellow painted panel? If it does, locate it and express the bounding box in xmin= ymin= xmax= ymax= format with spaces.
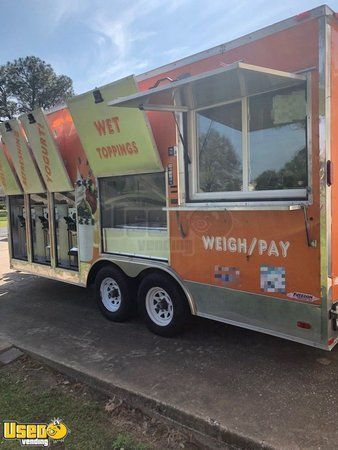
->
xmin=103 ymin=228 xmax=169 ymax=260
xmin=67 ymin=76 xmax=162 ymax=177
xmin=0 ymin=119 xmax=45 ymax=193
xmin=20 ymin=108 xmax=72 ymax=192
xmin=0 ymin=143 xmax=22 ymax=195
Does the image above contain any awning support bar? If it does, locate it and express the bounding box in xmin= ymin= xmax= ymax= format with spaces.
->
xmin=172 ymin=112 xmax=191 ymax=164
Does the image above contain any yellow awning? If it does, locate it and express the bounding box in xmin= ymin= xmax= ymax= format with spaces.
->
xmin=0 ymin=119 xmax=45 ymax=194
xmin=20 ymin=108 xmax=72 ymax=192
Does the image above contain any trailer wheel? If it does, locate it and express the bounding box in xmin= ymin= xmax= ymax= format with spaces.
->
xmin=95 ymin=267 xmax=134 ymax=322
xmin=138 ymin=273 xmax=190 ymax=337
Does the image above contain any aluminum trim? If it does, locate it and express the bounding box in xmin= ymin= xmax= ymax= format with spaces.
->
xmin=102 ymin=250 xmax=168 ymax=261
xmin=242 ymin=97 xmax=249 ymax=191
xmin=190 ymin=189 xmax=308 ymax=201
xmin=186 ymin=278 xmax=323 ymax=305
xmin=109 ymin=62 xmax=306 ymax=109
xmin=11 ymin=258 xmax=83 ymax=286
xmin=185 ymin=280 xmax=326 ymax=348
xmin=318 ymin=16 xmax=330 ymax=346
xmin=163 ymin=203 xmax=306 ymax=211
xmin=197 ymin=312 xmax=330 ymax=350
xmin=306 ymin=74 xmax=314 ymax=204
xmin=24 ymin=193 xmax=32 ymax=262
xmin=5 ymin=196 xmax=12 ymax=258
xmin=165 ymin=164 xmax=171 ymax=266
xmin=187 ymin=82 xmax=310 ymax=204
xmin=48 ymin=191 xmax=56 ymax=269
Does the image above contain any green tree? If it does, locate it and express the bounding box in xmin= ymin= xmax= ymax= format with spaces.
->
xmin=0 ymin=56 xmax=74 ymax=118
xmin=199 ymin=129 xmax=242 ymax=192
xmin=0 ymin=65 xmax=18 ymax=119
xmin=254 ymin=147 xmax=307 ymax=190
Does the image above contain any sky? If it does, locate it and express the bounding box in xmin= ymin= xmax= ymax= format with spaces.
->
xmin=0 ymin=0 xmax=336 ymax=94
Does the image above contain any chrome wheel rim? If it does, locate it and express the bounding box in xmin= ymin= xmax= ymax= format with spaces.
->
xmin=100 ymin=277 xmax=122 ymax=312
xmin=145 ymin=287 xmax=173 ymax=326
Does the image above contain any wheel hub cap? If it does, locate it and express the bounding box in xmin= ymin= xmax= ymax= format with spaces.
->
xmin=145 ymin=287 xmax=174 ymax=326
xmin=100 ymin=277 xmax=122 ymax=312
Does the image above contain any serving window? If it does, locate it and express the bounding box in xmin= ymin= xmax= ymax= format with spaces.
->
xmin=190 ymin=85 xmax=308 ymax=202
xmin=99 ymin=172 xmax=168 ymax=260
xmin=100 ymin=173 xmax=167 ymax=231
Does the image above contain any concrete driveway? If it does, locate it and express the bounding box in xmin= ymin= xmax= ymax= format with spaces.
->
xmin=0 ymin=239 xmax=338 ymax=449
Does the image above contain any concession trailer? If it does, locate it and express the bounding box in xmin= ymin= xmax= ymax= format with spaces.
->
xmin=2 ymin=4 xmax=338 ymax=349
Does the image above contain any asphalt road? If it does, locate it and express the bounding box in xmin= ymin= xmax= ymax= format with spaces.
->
xmin=0 ymin=239 xmax=338 ymax=449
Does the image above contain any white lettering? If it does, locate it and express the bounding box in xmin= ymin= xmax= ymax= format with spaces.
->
xmin=248 ymin=238 xmax=257 ymax=255
xmin=202 ymin=235 xmax=214 ymax=250
xmin=258 ymin=239 xmax=268 ymax=255
xmin=267 ymin=240 xmax=279 ymax=257
xmin=215 ymin=237 xmax=222 ymax=251
xmin=279 ymin=240 xmax=290 ymax=258
xmin=237 ymin=238 xmax=247 ymax=253
xmin=202 ymin=235 xmax=291 ymax=258
xmin=228 ymin=237 xmax=237 ymax=252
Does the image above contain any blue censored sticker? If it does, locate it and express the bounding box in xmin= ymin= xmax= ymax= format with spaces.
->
xmin=260 ymin=265 xmax=286 ymax=293
xmin=214 ymin=266 xmax=240 ymax=284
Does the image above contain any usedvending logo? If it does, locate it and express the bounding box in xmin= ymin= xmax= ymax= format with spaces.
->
xmin=3 ymin=418 xmax=69 ymax=447
xmin=287 ymin=292 xmax=319 ymax=302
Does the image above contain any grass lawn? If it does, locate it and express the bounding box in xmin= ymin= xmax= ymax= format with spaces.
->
xmin=0 ymin=357 xmax=148 ymax=449
xmin=0 ymin=356 xmax=193 ymax=449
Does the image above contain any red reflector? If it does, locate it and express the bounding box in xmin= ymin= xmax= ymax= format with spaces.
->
xmin=328 ymin=338 xmax=334 ymax=346
xmin=297 ymin=321 xmax=312 ymax=329
xmin=296 ymin=11 xmax=311 ymax=21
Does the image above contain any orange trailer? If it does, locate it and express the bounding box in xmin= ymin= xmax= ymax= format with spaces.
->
xmin=1 ymin=5 xmax=338 ymax=349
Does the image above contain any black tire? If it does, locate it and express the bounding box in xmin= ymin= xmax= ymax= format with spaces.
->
xmin=138 ymin=273 xmax=190 ymax=337
xmin=95 ymin=266 xmax=134 ymax=322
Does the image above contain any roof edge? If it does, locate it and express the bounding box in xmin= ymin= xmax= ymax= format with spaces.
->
xmin=136 ymin=4 xmax=334 ymax=82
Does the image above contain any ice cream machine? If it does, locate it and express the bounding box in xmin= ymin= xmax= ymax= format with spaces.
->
xmin=54 ymin=193 xmax=78 ymax=270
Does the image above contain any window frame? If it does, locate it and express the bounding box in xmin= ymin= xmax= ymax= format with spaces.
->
xmin=187 ymin=78 xmax=311 ymax=205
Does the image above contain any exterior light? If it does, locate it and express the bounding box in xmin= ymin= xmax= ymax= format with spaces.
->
xmin=93 ymin=89 xmax=103 ymax=104
xmin=28 ymin=113 xmax=36 ymax=124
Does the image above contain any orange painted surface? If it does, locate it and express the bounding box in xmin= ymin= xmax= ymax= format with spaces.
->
xmin=46 ymin=108 xmax=90 ymax=185
xmin=139 ymin=19 xmax=322 ymax=303
xmin=330 ymin=21 xmax=338 ymax=300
